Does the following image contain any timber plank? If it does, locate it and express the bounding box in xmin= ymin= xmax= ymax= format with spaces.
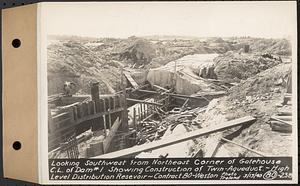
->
xmin=94 ymin=116 xmax=256 ymax=158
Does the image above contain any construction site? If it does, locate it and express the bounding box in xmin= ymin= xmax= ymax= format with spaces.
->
xmin=47 ymin=36 xmax=293 ymax=159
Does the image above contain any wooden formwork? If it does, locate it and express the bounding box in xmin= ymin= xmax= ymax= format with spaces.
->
xmin=48 ymin=94 xmax=126 ymax=151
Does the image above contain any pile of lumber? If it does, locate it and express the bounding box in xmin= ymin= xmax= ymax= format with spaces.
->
xmin=270 ymin=111 xmax=292 ymax=133
xmin=136 ymin=106 xmax=206 ymax=145
xmin=137 ymin=120 xmax=167 ymax=144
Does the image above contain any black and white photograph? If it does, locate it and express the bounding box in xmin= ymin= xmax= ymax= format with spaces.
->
xmin=42 ymin=1 xmax=297 ymax=183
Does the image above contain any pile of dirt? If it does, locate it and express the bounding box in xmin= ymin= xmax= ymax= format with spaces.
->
xmin=148 ymin=39 xmax=236 ymax=68
xmin=192 ymin=63 xmax=292 ymax=157
xmin=213 ymin=51 xmax=282 ymax=83
xmin=47 ymin=36 xmax=292 ymax=95
xmin=249 ymin=38 xmax=292 ymax=56
xmin=48 ymin=40 xmax=123 ymax=95
xmin=119 ymin=39 xmax=156 ymax=66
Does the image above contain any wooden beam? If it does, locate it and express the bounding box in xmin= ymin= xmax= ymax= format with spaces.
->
xmin=270 ymin=116 xmax=292 ymax=126
xmin=51 ymin=107 xmax=124 ymax=135
xmin=124 ymin=72 xmax=139 ymax=89
xmin=103 ymin=117 xmax=121 ymax=153
xmin=115 ymin=88 xmax=132 ymax=94
xmin=141 ymin=113 xmax=154 ymax=122
xmin=153 ymin=84 xmax=169 ymax=92
xmin=94 ymin=116 xmax=256 ymax=158
xmin=220 ymin=137 xmax=267 ymax=157
xmin=284 ymin=93 xmax=292 ymax=98
xmin=131 ymin=84 xmax=150 ymax=93
xmin=126 ymin=98 xmax=163 ymax=106
xmin=181 ymin=98 xmax=189 ymax=110
xmin=136 ymin=89 xmax=210 ymax=101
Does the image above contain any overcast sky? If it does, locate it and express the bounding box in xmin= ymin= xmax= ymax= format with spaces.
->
xmin=42 ymin=1 xmax=296 ymax=39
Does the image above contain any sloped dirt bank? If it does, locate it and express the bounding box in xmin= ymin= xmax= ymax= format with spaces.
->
xmin=192 ymin=63 xmax=292 ymax=157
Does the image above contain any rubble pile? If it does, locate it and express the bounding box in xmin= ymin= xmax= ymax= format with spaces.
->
xmin=136 ymin=107 xmax=205 ymax=158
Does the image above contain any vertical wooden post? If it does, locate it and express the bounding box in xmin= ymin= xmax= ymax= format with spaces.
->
xmin=92 ymin=101 xmax=96 ymax=114
xmin=91 ymin=82 xmax=100 ymax=102
xmin=143 ymin=103 xmax=146 ymax=118
xmin=113 ymin=96 xmax=116 ymax=110
xmin=77 ymin=104 xmax=82 ymax=119
xmin=102 ymin=99 xmax=107 ymax=137
xmin=108 ymin=98 xmax=112 ymax=129
xmin=138 ymin=107 xmax=141 ymax=122
xmin=83 ymin=102 xmax=88 ymax=117
xmin=140 ymin=103 xmax=143 ymax=120
xmin=73 ymin=106 xmax=78 ymax=121
xmin=68 ymin=107 xmax=74 ymax=123
xmin=133 ymin=108 xmax=136 ymax=131
xmin=87 ymin=101 xmax=91 ymax=115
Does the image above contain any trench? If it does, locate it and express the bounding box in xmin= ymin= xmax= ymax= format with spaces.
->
xmin=48 ymin=53 xmax=235 ymax=159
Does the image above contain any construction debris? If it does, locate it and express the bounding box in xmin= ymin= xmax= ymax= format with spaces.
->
xmin=97 ymin=116 xmax=256 ymax=158
xmin=270 ymin=114 xmax=292 ymax=133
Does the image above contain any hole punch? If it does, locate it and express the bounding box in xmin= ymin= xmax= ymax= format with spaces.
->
xmin=13 ymin=141 xmax=22 ymax=150
xmin=12 ymin=39 xmax=21 ymax=48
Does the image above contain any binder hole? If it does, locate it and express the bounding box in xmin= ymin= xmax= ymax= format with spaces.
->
xmin=12 ymin=39 xmax=21 ymax=48
xmin=13 ymin=141 xmax=21 ymax=150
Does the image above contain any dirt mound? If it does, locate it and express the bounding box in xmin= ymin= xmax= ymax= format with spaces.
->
xmin=193 ymin=63 xmax=292 ymax=157
xmin=47 ymin=36 xmax=292 ymax=95
xmin=213 ymin=52 xmax=282 ymax=83
xmin=120 ymin=39 xmax=156 ymax=65
xmin=227 ymin=63 xmax=291 ymax=101
xmin=250 ymin=38 xmax=292 ymax=56
xmin=48 ymin=40 xmax=122 ymax=95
